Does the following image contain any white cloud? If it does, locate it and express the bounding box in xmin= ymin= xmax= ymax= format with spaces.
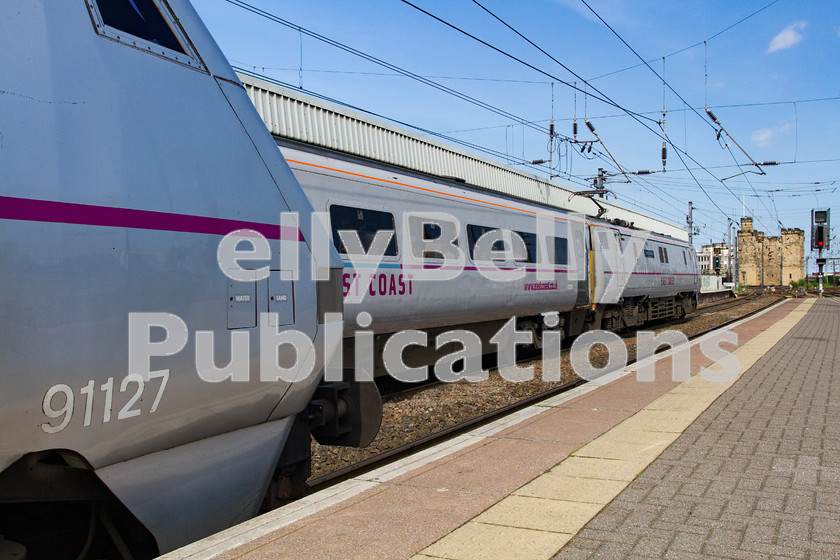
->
xmin=751 ymin=128 xmax=774 ymax=147
xmin=751 ymin=121 xmax=794 ymax=147
xmin=767 ymin=21 xmax=808 ymax=53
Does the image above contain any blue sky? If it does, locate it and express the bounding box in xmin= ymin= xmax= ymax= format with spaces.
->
xmin=192 ymin=0 xmax=839 ymax=266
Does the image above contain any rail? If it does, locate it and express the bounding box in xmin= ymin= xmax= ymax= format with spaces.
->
xmin=306 ymin=294 xmax=784 ymax=493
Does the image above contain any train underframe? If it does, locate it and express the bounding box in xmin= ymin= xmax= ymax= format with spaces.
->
xmin=361 ymin=291 xmax=699 ymax=378
xmin=594 ymin=292 xmax=698 ymax=333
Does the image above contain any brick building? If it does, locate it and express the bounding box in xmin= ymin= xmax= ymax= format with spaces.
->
xmin=736 ymin=217 xmax=804 ymax=286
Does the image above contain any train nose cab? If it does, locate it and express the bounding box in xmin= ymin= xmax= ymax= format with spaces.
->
xmin=0 ymin=1 xmax=378 ymax=557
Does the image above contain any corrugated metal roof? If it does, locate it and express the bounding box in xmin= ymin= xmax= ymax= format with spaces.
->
xmin=237 ymin=71 xmax=688 ymax=241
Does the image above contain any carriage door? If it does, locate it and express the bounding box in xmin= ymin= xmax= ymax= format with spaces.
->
xmin=592 ymin=226 xmax=624 ymax=305
xmin=572 ymin=222 xmax=589 ymax=308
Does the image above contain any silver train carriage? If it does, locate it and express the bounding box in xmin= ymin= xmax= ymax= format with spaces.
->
xmin=279 ymin=142 xmax=700 ymax=378
xmin=0 ymin=2 xmax=379 ymax=558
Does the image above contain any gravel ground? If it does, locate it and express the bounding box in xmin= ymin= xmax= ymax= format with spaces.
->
xmin=309 ymin=293 xmax=784 ymax=479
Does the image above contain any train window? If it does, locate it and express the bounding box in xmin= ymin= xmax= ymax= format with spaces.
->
xmin=552 ymin=237 xmax=569 ymax=265
xmin=467 ymin=224 xmax=504 ymax=259
xmin=421 ymin=222 xmax=459 ymax=259
xmin=574 ymin=231 xmax=585 ymax=258
xmin=658 ymin=247 xmax=670 ymax=264
xmin=405 ymin=215 xmax=459 ymax=260
xmin=514 ymin=231 xmax=537 ymax=263
xmin=644 ymin=248 xmax=656 ymax=259
xmin=423 ymin=223 xmax=459 ymax=247
xmin=683 ymin=250 xmax=687 ymax=265
xmin=92 ymin=0 xmax=186 ymax=53
xmin=424 ymin=223 xmax=442 ymax=241
xmin=422 ymin=223 xmax=442 ymax=259
xmin=330 ymin=205 xmax=398 ymax=256
xmin=598 ymin=230 xmax=610 ymax=248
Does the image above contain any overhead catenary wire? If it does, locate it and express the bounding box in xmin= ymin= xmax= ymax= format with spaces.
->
xmin=223 ymin=0 xmax=555 ymax=138
xmin=228 ymin=56 xmax=840 ymax=118
xmin=442 ymin=96 xmax=840 ymax=133
xmin=579 ymin=0 xmax=730 ymax=142
xmin=223 ymin=0 xmax=632 ymax=182
xmin=419 ymin=0 xmax=713 ymax=196
xmin=721 ymin=143 xmax=777 ymax=232
xmin=413 ymin=0 xmax=753 ymax=215
xmin=628 ymin=177 xmax=838 ymax=193
xmin=579 ymin=0 xmax=767 ymax=191
xmin=662 ymin=56 xmax=667 ymax=173
xmin=589 ymin=0 xmax=781 ymax=81
xmin=576 ymin=0 xmax=773 ymax=222
xmin=220 ymin=0 xmax=823 ymax=239
xmin=227 ymin=62 xmax=556 ymax=84
xmin=400 ymin=0 xmax=747 ymax=225
xmin=399 ymin=0 xmax=659 ymax=125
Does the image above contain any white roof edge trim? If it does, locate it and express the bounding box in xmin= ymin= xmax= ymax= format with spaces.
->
xmin=236 ymin=71 xmax=688 ymax=242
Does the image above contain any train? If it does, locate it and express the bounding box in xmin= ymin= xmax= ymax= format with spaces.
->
xmin=280 ymin=141 xmax=700 ymax=379
xmin=0 ymin=1 xmax=364 ymax=558
xmin=0 ymin=2 xmax=699 ymax=559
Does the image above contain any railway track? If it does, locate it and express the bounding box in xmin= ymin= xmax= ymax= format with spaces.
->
xmin=307 ymin=293 xmax=785 ymax=493
xmin=694 ymin=292 xmax=760 ymax=315
xmin=375 ymin=292 xmax=763 ymax=401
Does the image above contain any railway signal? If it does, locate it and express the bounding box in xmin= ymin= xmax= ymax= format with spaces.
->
xmin=812 ymin=209 xmax=831 ymax=297
xmin=811 ymin=209 xmax=830 ymax=250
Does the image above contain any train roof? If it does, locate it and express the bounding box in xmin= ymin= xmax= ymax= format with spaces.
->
xmin=236 ymin=70 xmax=689 ymax=242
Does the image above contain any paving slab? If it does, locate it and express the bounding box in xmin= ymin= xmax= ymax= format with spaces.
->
xmin=555 ymin=298 xmax=838 ymax=559
xmin=421 ymin=298 xmax=816 ymax=560
xmin=421 ymin=522 xmax=573 ymax=560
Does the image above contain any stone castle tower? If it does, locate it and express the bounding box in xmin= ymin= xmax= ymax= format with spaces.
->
xmin=736 ymin=218 xmax=804 ymax=286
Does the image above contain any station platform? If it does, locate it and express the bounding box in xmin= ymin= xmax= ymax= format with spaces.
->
xmin=697 ymin=288 xmax=736 ymax=304
xmin=162 ymin=297 xmax=838 ymax=560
